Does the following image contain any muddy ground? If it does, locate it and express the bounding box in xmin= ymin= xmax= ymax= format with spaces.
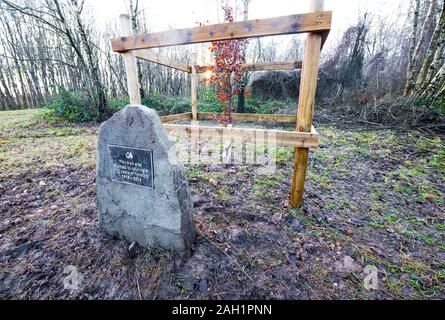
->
xmin=0 ymin=109 xmax=444 ymax=299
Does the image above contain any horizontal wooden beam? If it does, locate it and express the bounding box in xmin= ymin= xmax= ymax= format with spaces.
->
xmin=161 ymin=113 xmax=319 ymax=130
xmin=134 ymin=50 xmax=192 ymax=73
xmin=195 ymin=61 xmax=302 ymax=73
xmin=198 ymin=112 xmax=297 ymax=123
xmin=242 ymin=61 xmax=302 ymax=72
xmin=163 ymin=123 xmax=319 ymax=148
xmin=111 ymin=11 xmax=332 ymax=51
xmin=160 ymin=112 xmax=192 ymax=123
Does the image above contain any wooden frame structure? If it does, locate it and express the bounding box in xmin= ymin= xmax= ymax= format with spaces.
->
xmin=111 ymin=0 xmax=331 ymax=207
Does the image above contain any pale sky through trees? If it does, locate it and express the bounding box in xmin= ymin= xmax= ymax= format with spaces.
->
xmin=86 ymin=0 xmax=410 ymax=51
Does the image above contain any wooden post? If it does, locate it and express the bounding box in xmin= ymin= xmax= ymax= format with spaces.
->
xmin=191 ymin=65 xmax=198 ymax=121
xmin=119 ymin=14 xmax=141 ymax=104
xmin=290 ymin=0 xmax=324 ymax=207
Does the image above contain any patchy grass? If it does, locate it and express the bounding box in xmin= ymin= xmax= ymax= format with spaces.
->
xmin=0 ymin=109 xmax=40 ymax=130
xmin=0 ymin=109 xmax=444 ymax=300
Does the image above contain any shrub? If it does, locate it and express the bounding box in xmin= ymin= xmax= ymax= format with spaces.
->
xmin=245 ymin=97 xmax=291 ymax=114
xmin=109 ymin=94 xmax=192 ymax=116
xmin=197 ymin=91 xmax=223 ymax=113
xmin=108 ymin=97 xmax=129 ymax=111
xmin=43 ymin=88 xmax=99 ymax=123
xmin=141 ymin=94 xmax=191 ymax=115
xmin=42 ymin=89 xmax=296 ymax=124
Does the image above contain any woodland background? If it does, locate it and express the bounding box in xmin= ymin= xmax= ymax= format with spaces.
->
xmin=1 ymin=0 xmax=444 ymax=300
xmin=0 ymin=0 xmax=444 ymax=130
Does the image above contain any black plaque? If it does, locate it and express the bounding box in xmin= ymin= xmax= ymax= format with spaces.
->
xmin=108 ymin=145 xmax=154 ymax=188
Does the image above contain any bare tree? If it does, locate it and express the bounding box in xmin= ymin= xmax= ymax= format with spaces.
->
xmin=1 ymin=0 xmax=108 ymax=115
xmin=416 ymin=1 xmax=445 ymax=104
xmin=416 ymin=1 xmax=445 ymax=89
xmin=404 ymin=0 xmax=421 ymax=95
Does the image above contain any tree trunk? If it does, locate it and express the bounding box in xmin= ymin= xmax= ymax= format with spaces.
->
xmin=404 ymin=0 xmax=421 ymax=95
xmin=416 ymin=1 xmax=445 ymax=94
xmin=406 ymin=0 xmax=438 ymax=93
xmin=419 ymin=61 xmax=445 ymax=104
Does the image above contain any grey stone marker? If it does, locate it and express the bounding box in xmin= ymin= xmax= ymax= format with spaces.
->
xmin=96 ymin=105 xmax=195 ymax=251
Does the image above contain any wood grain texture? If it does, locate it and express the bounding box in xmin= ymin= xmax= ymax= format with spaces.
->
xmin=119 ymin=14 xmax=141 ymax=104
xmin=290 ymin=0 xmax=324 ymax=207
xmin=160 ymin=112 xmax=317 ymax=124
xmin=295 ymin=33 xmax=322 ymax=133
xmin=198 ymin=112 xmax=297 ymax=123
xmin=242 ymin=61 xmax=303 ymax=71
xmin=291 ymin=148 xmax=309 ymax=205
xmin=160 ymin=112 xmax=192 ymax=123
xmin=163 ymin=123 xmax=319 ymax=148
xmin=111 ymin=11 xmax=332 ymax=51
xmin=161 ymin=112 xmax=318 ymax=136
xmin=195 ymin=61 xmax=302 ymax=73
